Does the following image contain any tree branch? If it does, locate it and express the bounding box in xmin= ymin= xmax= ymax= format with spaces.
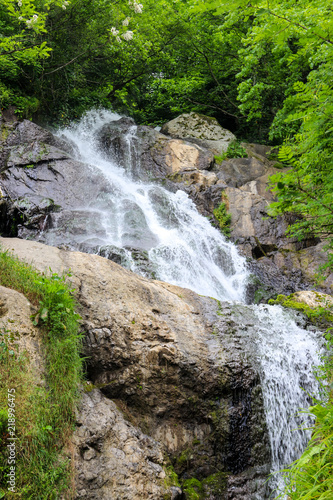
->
xmin=266 ymin=9 xmax=333 ymax=45
xmin=43 ymin=50 xmax=88 ymax=75
xmin=191 ymin=42 xmax=239 ymax=110
xmin=185 ymin=97 xmax=239 ymax=119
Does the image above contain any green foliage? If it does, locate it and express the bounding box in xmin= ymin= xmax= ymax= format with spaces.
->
xmin=0 ymin=247 xmax=83 ymax=498
xmin=215 ymin=140 xmax=248 ymax=163
xmin=164 ymin=465 xmax=180 ymax=489
xmin=213 ymin=202 xmax=232 ymax=237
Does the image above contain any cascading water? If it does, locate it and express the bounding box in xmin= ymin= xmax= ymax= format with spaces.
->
xmin=57 ymin=110 xmax=322 ymax=498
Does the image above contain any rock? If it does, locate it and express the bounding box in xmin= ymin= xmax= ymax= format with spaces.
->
xmin=73 ymin=389 xmax=171 ymax=499
xmin=94 ymin=119 xmax=214 ymax=181
xmin=94 ymin=116 xmax=137 ymax=172
xmin=242 ymin=143 xmax=273 ymax=166
xmin=0 ymin=285 xmax=45 ymax=382
xmin=291 ymin=291 xmax=333 ymax=309
xmin=1 ymin=237 xmax=272 ymax=498
xmin=214 ymin=157 xmax=267 ymax=188
xmin=7 ymin=142 xmax=70 ymax=168
xmin=161 ymin=112 xmax=236 ymax=155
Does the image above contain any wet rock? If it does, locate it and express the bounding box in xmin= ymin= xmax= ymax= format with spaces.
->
xmin=95 ymin=119 xmax=214 ymax=180
xmin=161 ymin=112 xmax=236 ymax=155
xmin=7 ymin=142 xmax=70 ymax=168
xmin=94 ymin=116 xmax=137 ymax=172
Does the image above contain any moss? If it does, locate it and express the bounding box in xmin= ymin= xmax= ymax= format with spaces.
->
xmin=210 ymin=401 xmax=229 ymax=439
xmin=164 ymin=464 xmax=180 ymax=489
xmin=202 ymin=472 xmax=228 ymax=496
xmin=268 ymin=294 xmax=333 ymax=324
xmin=182 ymin=478 xmax=204 ymax=499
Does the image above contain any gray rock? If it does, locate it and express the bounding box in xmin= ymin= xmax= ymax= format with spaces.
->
xmin=161 ymin=112 xmax=236 ymax=154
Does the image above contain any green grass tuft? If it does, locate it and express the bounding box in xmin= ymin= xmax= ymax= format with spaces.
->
xmin=0 ymin=247 xmax=84 ymax=499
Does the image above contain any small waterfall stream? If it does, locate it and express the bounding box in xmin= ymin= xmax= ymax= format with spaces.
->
xmin=57 ymin=110 xmax=322 ymax=497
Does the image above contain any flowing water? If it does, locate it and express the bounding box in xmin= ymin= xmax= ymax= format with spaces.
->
xmin=57 ymin=109 xmax=322 ymax=497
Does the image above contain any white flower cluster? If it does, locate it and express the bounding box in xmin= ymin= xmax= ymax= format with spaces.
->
xmin=17 ymin=0 xmax=22 ymax=6
xmin=122 ymin=30 xmax=133 ymax=40
xmin=26 ymin=14 xmax=38 ymax=28
xmin=122 ymin=17 xmax=130 ymax=26
xmin=62 ymin=1 xmax=69 ymax=9
xmin=110 ymin=27 xmax=119 ymax=36
xmin=129 ymin=0 xmax=143 ymax=14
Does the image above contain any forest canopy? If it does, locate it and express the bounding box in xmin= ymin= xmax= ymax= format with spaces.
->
xmin=0 ymin=0 xmax=332 ymax=259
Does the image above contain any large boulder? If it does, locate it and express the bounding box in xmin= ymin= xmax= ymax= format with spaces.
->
xmin=161 ymin=112 xmax=236 ymax=155
xmin=1 ymin=237 xmax=271 ymax=499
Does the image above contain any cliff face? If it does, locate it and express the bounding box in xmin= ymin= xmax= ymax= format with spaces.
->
xmin=1 ymin=237 xmax=270 ymax=499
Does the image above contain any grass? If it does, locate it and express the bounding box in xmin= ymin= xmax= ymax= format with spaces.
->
xmin=0 ymin=247 xmax=84 ymax=499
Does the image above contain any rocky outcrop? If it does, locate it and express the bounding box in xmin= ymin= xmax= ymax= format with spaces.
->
xmin=96 ymin=122 xmax=214 ymax=180
xmin=158 ymin=114 xmax=332 ymax=296
xmin=74 ymin=390 xmax=178 ymax=500
xmin=1 ymin=237 xmax=271 ymax=499
xmin=291 ymin=290 xmax=333 ymax=309
xmin=161 ymin=113 xmax=236 ymax=155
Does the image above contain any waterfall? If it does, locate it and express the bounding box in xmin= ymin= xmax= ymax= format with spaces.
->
xmin=57 ymin=109 xmax=322 ymax=497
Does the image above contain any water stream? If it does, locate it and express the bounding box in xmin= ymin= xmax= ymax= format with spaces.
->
xmin=57 ymin=110 xmax=321 ymax=498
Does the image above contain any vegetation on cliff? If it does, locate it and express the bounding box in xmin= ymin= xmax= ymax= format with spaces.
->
xmin=0 ymin=248 xmax=83 ymax=498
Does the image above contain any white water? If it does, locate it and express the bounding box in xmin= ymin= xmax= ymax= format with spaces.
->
xmin=58 ymin=109 xmax=322 ymax=497
xmin=59 ymin=109 xmax=248 ymax=302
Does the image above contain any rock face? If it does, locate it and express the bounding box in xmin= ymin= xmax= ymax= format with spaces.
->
xmin=291 ymin=290 xmax=333 ymax=310
xmin=74 ymin=390 xmax=175 ymax=499
xmin=96 ymin=121 xmax=214 ymax=180
xmin=1 ymin=237 xmax=271 ymax=499
xmin=0 ymin=285 xmax=45 ymax=382
xmin=161 ymin=112 xmax=236 ymax=155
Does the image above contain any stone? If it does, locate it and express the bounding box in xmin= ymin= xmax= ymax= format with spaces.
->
xmin=161 ymin=112 xmax=236 ymax=155
xmin=0 ymin=285 xmax=45 ymax=383
xmin=215 ymin=157 xmax=267 ymax=188
xmin=94 ymin=119 xmax=214 ymax=181
xmin=291 ymin=291 xmax=333 ymax=309
xmin=73 ymin=389 xmax=171 ymax=499
xmin=1 ymin=237 xmax=272 ymax=498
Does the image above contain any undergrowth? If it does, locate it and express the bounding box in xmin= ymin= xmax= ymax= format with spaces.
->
xmin=0 ymin=248 xmax=83 ymax=499
xmin=214 ymin=140 xmax=248 ymax=164
xmin=268 ymin=294 xmax=333 ymax=325
xmin=213 ymin=203 xmax=232 ymax=237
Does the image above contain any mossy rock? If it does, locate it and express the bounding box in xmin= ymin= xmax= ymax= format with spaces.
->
xmin=268 ymin=293 xmax=333 ymax=325
xmin=182 ymin=478 xmax=204 ymax=499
